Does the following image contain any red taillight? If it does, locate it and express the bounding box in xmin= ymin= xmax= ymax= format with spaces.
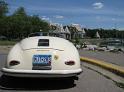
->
xmin=9 ymin=60 xmax=20 ymax=66
xmin=65 ymin=61 xmax=75 ymax=66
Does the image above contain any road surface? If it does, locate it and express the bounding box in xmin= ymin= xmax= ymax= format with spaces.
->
xmin=79 ymin=49 xmax=124 ymax=66
xmin=0 ymin=54 xmax=123 ymax=92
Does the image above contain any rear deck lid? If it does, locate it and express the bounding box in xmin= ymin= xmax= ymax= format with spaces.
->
xmin=20 ymin=36 xmax=71 ymax=51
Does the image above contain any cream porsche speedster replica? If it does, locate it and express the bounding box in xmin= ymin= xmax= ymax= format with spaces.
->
xmin=2 ymin=32 xmax=82 ymax=79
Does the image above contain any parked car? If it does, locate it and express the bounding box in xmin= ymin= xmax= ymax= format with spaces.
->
xmin=2 ymin=32 xmax=82 ymax=80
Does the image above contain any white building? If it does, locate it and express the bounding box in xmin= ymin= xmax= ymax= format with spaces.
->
xmin=50 ymin=23 xmax=71 ymax=40
xmin=71 ymin=23 xmax=86 ymax=38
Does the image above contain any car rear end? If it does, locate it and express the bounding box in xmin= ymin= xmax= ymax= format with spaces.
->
xmin=2 ymin=36 xmax=82 ymax=78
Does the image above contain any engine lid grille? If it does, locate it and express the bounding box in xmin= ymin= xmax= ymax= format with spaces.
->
xmin=38 ymin=39 xmax=49 ymax=46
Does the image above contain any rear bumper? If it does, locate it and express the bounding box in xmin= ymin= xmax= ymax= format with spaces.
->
xmin=1 ymin=68 xmax=82 ymax=78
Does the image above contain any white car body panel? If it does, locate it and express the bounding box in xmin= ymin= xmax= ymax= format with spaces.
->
xmin=2 ymin=36 xmax=82 ymax=78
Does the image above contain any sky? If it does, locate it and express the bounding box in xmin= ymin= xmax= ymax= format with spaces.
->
xmin=5 ymin=0 xmax=124 ymax=29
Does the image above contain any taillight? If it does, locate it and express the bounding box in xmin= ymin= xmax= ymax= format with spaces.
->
xmin=9 ymin=60 xmax=20 ymax=66
xmin=65 ymin=60 xmax=75 ymax=66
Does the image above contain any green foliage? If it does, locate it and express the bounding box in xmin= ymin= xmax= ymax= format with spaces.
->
xmin=12 ymin=7 xmax=27 ymax=16
xmin=0 ymin=3 xmax=49 ymax=40
xmin=0 ymin=40 xmax=17 ymax=45
xmin=75 ymin=38 xmax=80 ymax=44
xmin=85 ymin=28 xmax=124 ymax=39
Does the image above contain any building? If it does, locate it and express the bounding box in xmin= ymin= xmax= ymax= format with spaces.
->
xmin=49 ymin=22 xmax=86 ymax=39
xmin=71 ymin=23 xmax=86 ymax=38
xmin=49 ymin=23 xmax=71 ymax=40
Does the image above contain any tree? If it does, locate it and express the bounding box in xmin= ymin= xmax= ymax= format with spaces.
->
xmin=7 ymin=7 xmax=50 ymax=39
xmin=12 ymin=7 xmax=27 ymax=17
xmin=0 ymin=0 xmax=8 ymax=17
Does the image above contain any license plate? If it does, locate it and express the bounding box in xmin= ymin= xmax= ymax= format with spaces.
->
xmin=33 ymin=55 xmax=51 ymax=66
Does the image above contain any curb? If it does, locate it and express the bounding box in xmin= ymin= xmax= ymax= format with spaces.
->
xmin=80 ymin=57 xmax=124 ymax=77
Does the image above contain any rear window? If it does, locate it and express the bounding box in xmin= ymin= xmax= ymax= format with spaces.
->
xmin=38 ymin=39 xmax=49 ymax=46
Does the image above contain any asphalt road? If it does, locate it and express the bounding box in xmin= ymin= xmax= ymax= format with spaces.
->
xmin=79 ymin=49 xmax=124 ymax=66
xmin=0 ymin=54 xmax=123 ymax=92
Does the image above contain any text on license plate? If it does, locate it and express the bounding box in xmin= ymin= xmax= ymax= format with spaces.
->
xmin=33 ymin=55 xmax=51 ymax=65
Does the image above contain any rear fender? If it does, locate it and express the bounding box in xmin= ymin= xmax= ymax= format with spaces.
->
xmin=7 ymin=43 xmax=24 ymax=69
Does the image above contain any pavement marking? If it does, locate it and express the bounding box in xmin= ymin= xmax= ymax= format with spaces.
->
xmin=80 ymin=56 xmax=124 ymax=77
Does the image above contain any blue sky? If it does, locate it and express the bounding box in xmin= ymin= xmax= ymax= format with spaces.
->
xmin=5 ymin=0 xmax=124 ymax=29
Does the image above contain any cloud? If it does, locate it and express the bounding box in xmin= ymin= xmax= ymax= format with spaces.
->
xmin=42 ymin=17 xmax=50 ymax=20
xmin=54 ymin=15 xmax=64 ymax=19
xmin=41 ymin=16 xmax=50 ymax=21
xmin=42 ymin=16 xmax=47 ymax=18
xmin=93 ymin=2 xmax=104 ymax=9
